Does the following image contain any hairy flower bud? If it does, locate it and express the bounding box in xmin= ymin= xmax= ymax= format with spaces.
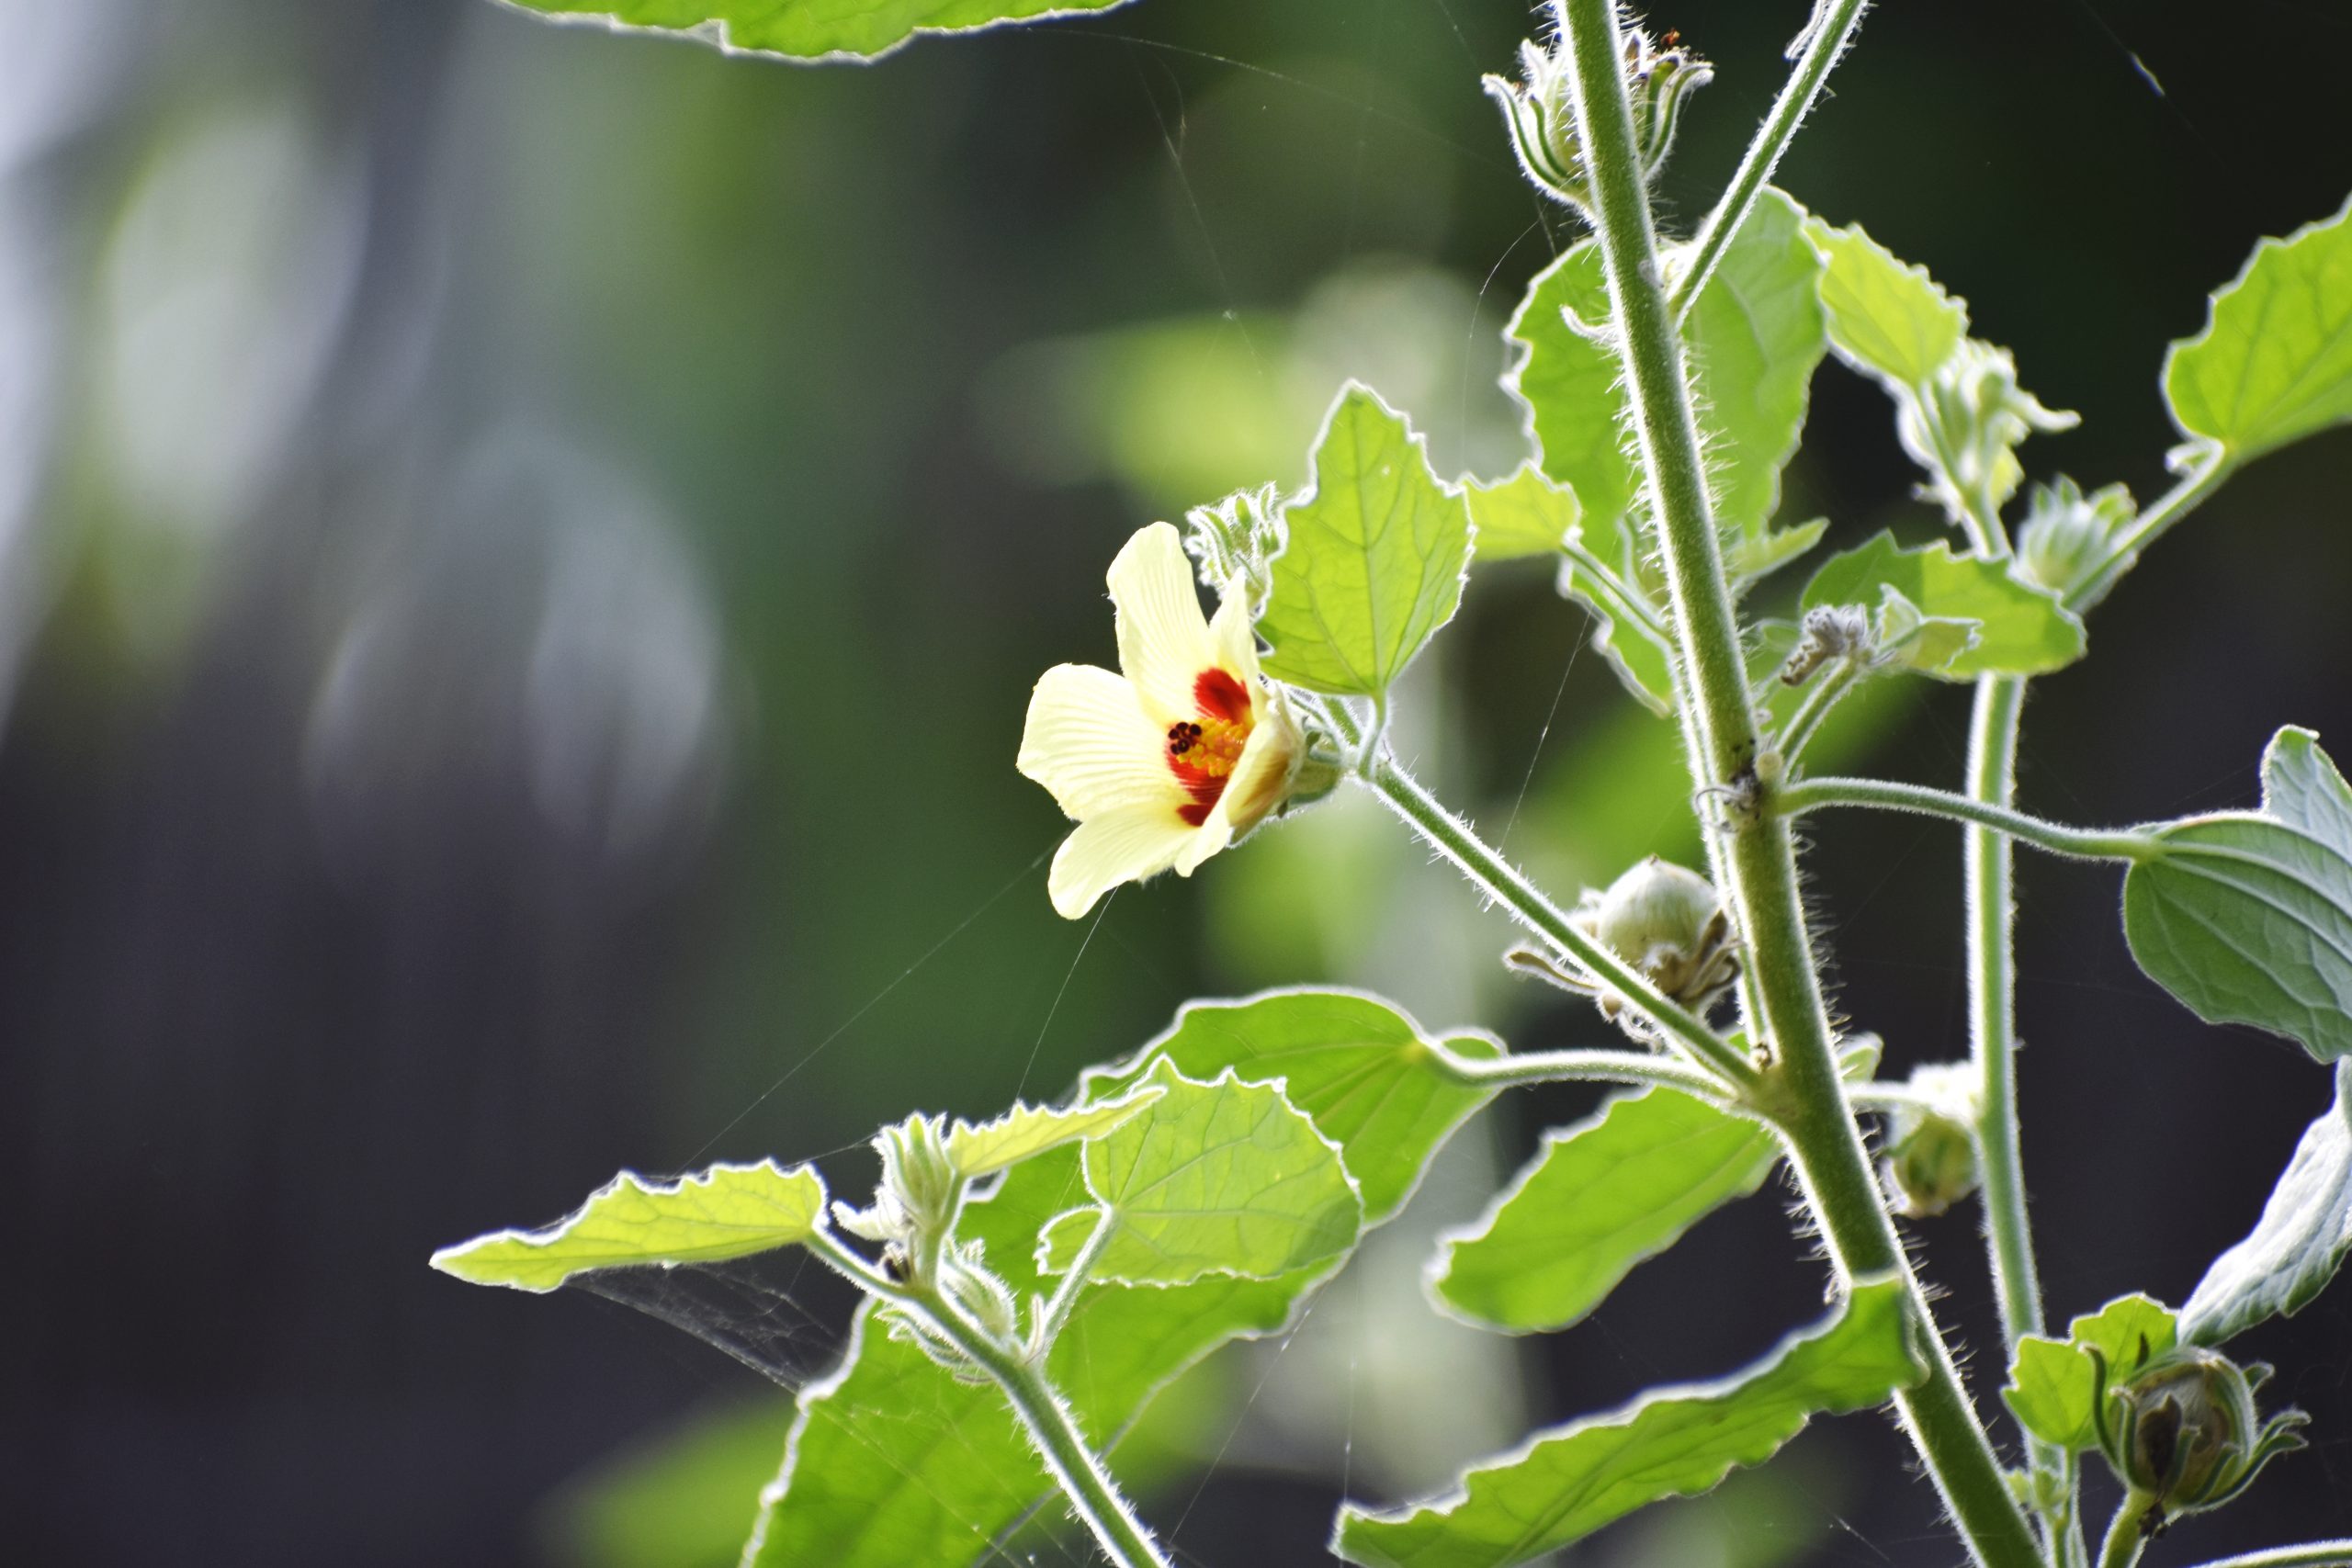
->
xmin=1484 ymin=7 xmax=1711 ymax=212
xmin=1878 ymin=1063 xmax=1981 ymax=1219
xmin=1896 ymin=340 xmax=2078 ymax=527
xmin=1569 ymin=856 xmax=1740 ymax=1021
xmin=1780 ymin=604 xmax=1875 ymax=685
xmin=2017 ymin=475 xmax=2136 ymax=603
xmin=1183 ymin=484 xmax=1283 ymax=617
xmin=2094 ymin=1346 xmax=2309 ymax=1531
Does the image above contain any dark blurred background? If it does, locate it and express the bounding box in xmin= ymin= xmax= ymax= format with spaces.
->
xmin=5 ymin=0 xmax=2350 ymax=1562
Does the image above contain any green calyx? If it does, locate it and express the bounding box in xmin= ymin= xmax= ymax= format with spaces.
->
xmin=2017 ymin=476 xmax=2137 ymax=604
xmin=1566 ymin=857 xmax=1740 ymax=1023
xmin=2092 ymin=1344 xmax=2310 ymax=1530
xmin=1483 ymin=7 xmax=1710 ymax=212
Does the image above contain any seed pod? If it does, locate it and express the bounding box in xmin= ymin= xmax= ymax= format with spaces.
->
xmin=1878 ymin=1062 xmax=1981 ymax=1218
xmin=1570 ymin=856 xmax=1740 ymax=1021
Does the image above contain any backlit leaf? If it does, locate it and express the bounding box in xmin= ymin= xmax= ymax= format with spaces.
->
xmin=431 ymin=1162 xmax=825 ymax=1293
xmin=1332 ymin=1279 xmax=1922 ymax=1567
xmin=2165 ymin=197 xmax=2352 ymax=465
xmin=944 ymin=1083 xmax=1164 ymax=1179
xmin=1431 ymin=1087 xmax=1777 ymax=1334
xmin=1260 ymin=384 xmax=1474 ymax=697
xmin=1465 ymin=463 xmax=1579 ymax=561
xmin=1037 ymin=1060 xmax=1362 ymax=1284
xmin=494 ymin=0 xmax=1142 ymax=64
xmin=1080 ymin=988 xmax=1500 ymax=1224
xmin=1804 ymin=216 xmax=1968 ymax=390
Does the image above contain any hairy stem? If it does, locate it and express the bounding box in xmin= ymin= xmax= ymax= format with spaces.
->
xmin=1033 ymin=1204 xmax=1117 ymax=1351
xmin=1363 ymin=757 xmax=1758 ymax=1090
xmin=1770 ymin=771 xmax=2155 ymax=862
xmin=2098 ymin=1498 xmax=2154 ymax=1568
xmin=1431 ymin=1039 xmax=1736 ymax=1100
xmin=2066 ymin=447 xmax=2234 ymax=612
xmin=1668 ymin=0 xmax=1873 ymax=319
xmin=1774 ymin=658 xmax=1862 ymax=767
xmin=806 ymin=1230 xmax=1172 ymax=1568
xmin=1556 ymin=2 xmax=2041 ymax=1562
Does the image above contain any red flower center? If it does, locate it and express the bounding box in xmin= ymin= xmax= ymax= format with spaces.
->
xmin=1167 ymin=668 xmax=1256 ymax=826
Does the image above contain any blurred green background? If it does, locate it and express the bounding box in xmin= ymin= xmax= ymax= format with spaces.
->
xmin=6 ymin=0 xmax=2352 ymax=1562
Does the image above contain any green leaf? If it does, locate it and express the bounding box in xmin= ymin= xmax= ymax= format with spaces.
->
xmin=2000 ymin=1294 xmax=2177 ymax=1451
xmin=944 ymin=1083 xmax=1164 ymax=1179
xmin=494 ymin=0 xmax=1142 ymax=64
xmin=2165 ymin=196 xmax=2352 ymax=465
xmin=1724 ymin=516 xmax=1828 ymax=586
xmin=1682 ymin=189 xmax=1828 ymax=539
xmin=2001 ymin=1337 xmax=2101 ymax=1451
xmin=2124 ymin=728 xmax=2352 ymax=1063
xmin=2184 ymin=1060 xmax=2352 ymax=1346
xmin=1080 ymin=988 xmax=1501 ymax=1225
xmin=1507 ymin=189 xmax=1825 ymax=550
xmin=1036 ymin=1060 xmax=1363 ymax=1284
xmin=1465 ymin=463 xmax=1580 ymax=561
xmin=430 ymin=1161 xmax=825 ymax=1292
xmin=1431 ymin=1087 xmax=1778 ymax=1334
xmin=1332 ymin=1278 xmax=1923 ymax=1568
xmin=2066 ymin=1292 xmax=2178 ymax=1375
xmin=1804 ymin=217 xmax=1969 ymax=390
xmin=1798 ymin=531 xmax=2086 ymax=679
xmin=750 ymin=1144 xmax=1327 ymax=1566
xmin=1259 ymin=384 xmax=1474 ymax=697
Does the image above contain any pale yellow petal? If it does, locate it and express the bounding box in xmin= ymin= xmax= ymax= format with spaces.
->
xmin=1204 ymin=686 xmax=1304 ymax=843
xmin=1018 ymin=663 xmax=1182 ymax=820
xmin=1048 ymin=804 xmax=1198 ymax=919
xmin=1171 ymin=813 xmax=1233 ymax=876
xmin=1206 ymin=581 xmax=1263 ymax=690
xmin=1110 ymin=523 xmax=1218 ymax=724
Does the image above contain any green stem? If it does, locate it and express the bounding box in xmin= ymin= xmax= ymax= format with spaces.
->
xmin=1559 ymin=536 xmax=1670 ymax=642
xmin=1033 ymin=1204 xmax=1116 ymax=1351
xmin=806 ymin=1230 xmax=1172 ymax=1568
xmin=1363 ymin=757 xmax=1758 ymax=1090
xmin=2098 ymin=1498 xmax=2154 ymax=1568
xmin=1775 ymin=658 xmax=1862 ymax=767
xmin=2065 ymin=446 xmax=2234 ymax=612
xmin=1432 ymin=1040 xmax=1736 ymax=1100
xmin=1555 ymin=4 xmax=2041 ymax=1564
xmin=1965 ymin=674 xmax=2076 ymax=1562
xmin=1668 ymin=0 xmax=1874 ymax=320
xmin=1771 ymin=772 xmax=2155 ymax=862
xmin=2188 ymin=1547 xmax=2352 ymax=1568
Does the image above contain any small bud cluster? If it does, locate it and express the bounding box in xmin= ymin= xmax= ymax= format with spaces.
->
xmin=1484 ymin=6 xmax=1711 ymax=214
xmin=2017 ymin=474 xmax=2136 ymax=604
xmin=2091 ymin=1343 xmax=2309 ymax=1536
xmin=1778 ymin=604 xmax=1876 ymax=686
xmin=1878 ymin=1061 xmax=1981 ymax=1218
xmin=1183 ymin=484 xmax=1283 ymax=617
xmin=1515 ymin=857 xmax=1738 ymax=1032
xmin=835 ymin=1114 xmax=1037 ymax=1377
xmin=1895 ymin=341 xmax=2078 ymax=528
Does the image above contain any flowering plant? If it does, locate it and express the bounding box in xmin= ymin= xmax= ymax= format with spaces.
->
xmin=434 ymin=4 xmax=2352 ymax=1566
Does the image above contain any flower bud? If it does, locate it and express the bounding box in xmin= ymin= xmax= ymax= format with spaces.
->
xmin=872 ymin=1113 xmax=963 ymax=1249
xmin=1895 ymin=341 xmax=2078 ymax=527
xmin=938 ymin=1241 xmax=1023 ymax=1345
xmin=1877 ymin=1062 xmax=1980 ymax=1219
xmin=1183 ymin=485 xmax=1283 ymax=616
xmin=2017 ymin=475 xmax=2135 ymax=603
xmin=1483 ymin=10 xmax=1711 ymax=212
xmin=1572 ymin=856 xmax=1739 ymax=1020
xmin=1779 ymin=604 xmax=1875 ymax=685
xmin=2096 ymin=1347 xmax=2309 ymax=1527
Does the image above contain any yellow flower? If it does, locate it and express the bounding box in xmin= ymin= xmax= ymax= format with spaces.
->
xmin=1018 ymin=523 xmax=1304 ymax=919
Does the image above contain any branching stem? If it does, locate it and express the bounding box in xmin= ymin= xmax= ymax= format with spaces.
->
xmin=2187 ymin=1546 xmax=2352 ymax=1568
xmin=1431 ymin=1040 xmax=1736 ymax=1100
xmin=1362 ymin=756 xmax=1759 ymax=1091
xmin=1556 ymin=3 xmax=2041 ymax=1563
xmin=805 ymin=1228 xmax=1172 ymax=1568
xmin=1668 ymin=0 xmax=1873 ymax=319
